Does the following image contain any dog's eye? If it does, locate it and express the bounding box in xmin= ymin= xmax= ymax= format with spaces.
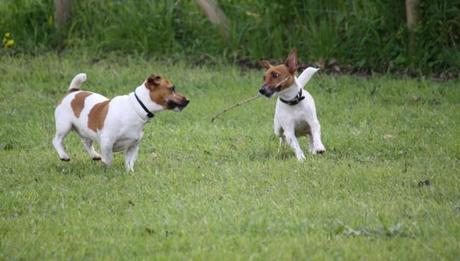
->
xmin=170 ymin=86 xmax=176 ymax=92
xmin=271 ymin=72 xmax=279 ymax=78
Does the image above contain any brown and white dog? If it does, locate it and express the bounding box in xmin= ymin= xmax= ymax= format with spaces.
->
xmin=259 ymin=49 xmax=325 ymax=161
xmin=53 ymin=73 xmax=189 ymax=171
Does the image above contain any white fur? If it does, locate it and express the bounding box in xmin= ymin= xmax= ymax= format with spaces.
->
xmin=274 ymin=67 xmax=325 ymax=161
xmin=68 ymin=73 xmax=87 ymax=90
xmin=53 ymin=74 xmax=168 ymax=171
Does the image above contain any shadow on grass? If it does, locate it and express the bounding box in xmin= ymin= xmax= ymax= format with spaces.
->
xmin=332 ymin=222 xmax=415 ymax=239
xmin=52 ymin=157 xmax=127 ymax=177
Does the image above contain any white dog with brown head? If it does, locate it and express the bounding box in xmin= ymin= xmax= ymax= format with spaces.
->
xmin=53 ymin=73 xmax=189 ymax=171
xmin=259 ymin=49 xmax=325 ymax=161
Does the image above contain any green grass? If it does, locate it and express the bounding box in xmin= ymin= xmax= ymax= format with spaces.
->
xmin=0 ymin=53 xmax=459 ymax=260
xmin=1 ymin=0 xmax=459 ymax=74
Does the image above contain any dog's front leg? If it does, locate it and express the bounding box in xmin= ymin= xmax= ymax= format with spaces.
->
xmin=278 ymin=136 xmax=286 ymax=153
xmin=284 ymin=130 xmax=306 ymax=161
xmin=100 ymin=137 xmax=114 ymax=166
xmin=274 ymin=119 xmax=286 ymax=153
xmin=124 ymin=143 xmax=139 ymax=172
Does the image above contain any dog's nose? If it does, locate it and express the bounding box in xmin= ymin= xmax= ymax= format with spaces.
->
xmin=259 ymin=88 xmax=267 ymax=95
xmin=180 ymin=99 xmax=189 ymax=107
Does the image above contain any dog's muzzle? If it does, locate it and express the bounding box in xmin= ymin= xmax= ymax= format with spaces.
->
xmin=259 ymin=85 xmax=276 ymax=98
xmin=168 ymin=99 xmax=190 ymax=111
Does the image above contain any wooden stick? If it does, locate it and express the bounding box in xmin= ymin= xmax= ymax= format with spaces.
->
xmin=211 ymin=94 xmax=261 ymax=122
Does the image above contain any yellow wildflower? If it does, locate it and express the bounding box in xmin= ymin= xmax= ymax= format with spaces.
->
xmin=48 ymin=16 xmax=53 ymax=27
xmin=2 ymin=32 xmax=15 ymax=48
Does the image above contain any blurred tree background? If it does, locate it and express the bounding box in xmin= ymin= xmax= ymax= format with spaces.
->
xmin=1 ymin=0 xmax=458 ymax=76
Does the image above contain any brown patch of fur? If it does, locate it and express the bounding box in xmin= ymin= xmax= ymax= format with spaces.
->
xmin=148 ymin=80 xmax=171 ymax=107
xmin=58 ymin=88 xmax=79 ymax=105
xmin=261 ymin=48 xmax=298 ymax=92
xmin=262 ymin=64 xmax=295 ymax=91
xmin=71 ymin=91 xmax=93 ymax=118
xmin=284 ymin=48 xmax=298 ymax=74
xmin=144 ymin=75 xmax=186 ymax=107
xmin=88 ymin=100 xmax=110 ymax=132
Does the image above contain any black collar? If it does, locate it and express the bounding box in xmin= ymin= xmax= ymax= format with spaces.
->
xmin=279 ymin=89 xmax=305 ymax=105
xmin=134 ymin=92 xmax=154 ymax=118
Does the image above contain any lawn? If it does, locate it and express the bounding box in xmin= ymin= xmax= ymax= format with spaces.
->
xmin=0 ymin=53 xmax=459 ymax=260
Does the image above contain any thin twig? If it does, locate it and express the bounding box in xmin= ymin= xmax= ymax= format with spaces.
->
xmin=211 ymin=94 xmax=261 ymax=122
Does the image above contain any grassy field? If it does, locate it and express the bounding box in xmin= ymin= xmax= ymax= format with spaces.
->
xmin=0 ymin=53 xmax=459 ymax=260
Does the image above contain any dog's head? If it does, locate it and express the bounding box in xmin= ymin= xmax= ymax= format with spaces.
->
xmin=144 ymin=74 xmax=189 ymax=111
xmin=259 ymin=48 xmax=298 ymax=97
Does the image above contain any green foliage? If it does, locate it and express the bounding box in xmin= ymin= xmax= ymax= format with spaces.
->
xmin=0 ymin=53 xmax=459 ymax=259
xmin=0 ymin=0 xmax=458 ymax=74
xmin=0 ymin=0 xmax=53 ymax=50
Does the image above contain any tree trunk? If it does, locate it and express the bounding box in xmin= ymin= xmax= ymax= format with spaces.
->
xmin=405 ymin=0 xmax=420 ymax=31
xmin=405 ymin=0 xmax=420 ymax=60
xmin=195 ymin=0 xmax=230 ymax=40
xmin=54 ymin=0 xmax=72 ymax=28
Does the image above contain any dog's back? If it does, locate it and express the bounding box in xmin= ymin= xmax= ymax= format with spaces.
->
xmin=55 ymin=74 xmax=109 ymax=140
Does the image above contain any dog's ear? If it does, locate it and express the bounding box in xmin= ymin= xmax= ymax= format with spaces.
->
xmin=285 ymin=48 xmax=298 ymax=74
xmin=146 ymin=74 xmax=162 ymax=88
xmin=260 ymin=60 xmax=272 ymax=70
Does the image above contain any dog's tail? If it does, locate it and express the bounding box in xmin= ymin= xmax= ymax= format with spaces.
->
xmin=297 ymin=67 xmax=319 ymax=88
xmin=68 ymin=73 xmax=87 ymax=92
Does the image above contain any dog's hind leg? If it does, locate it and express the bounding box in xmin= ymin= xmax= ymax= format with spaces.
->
xmin=307 ymin=118 xmax=326 ymax=154
xmin=100 ymin=137 xmax=114 ymax=166
xmin=80 ymin=137 xmax=101 ymax=161
xmin=52 ymin=122 xmax=72 ymax=161
xmin=303 ymin=103 xmax=325 ymax=154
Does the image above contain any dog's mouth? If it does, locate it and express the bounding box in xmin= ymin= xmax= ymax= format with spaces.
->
xmin=258 ymin=85 xmax=279 ymax=98
xmin=167 ymin=99 xmax=189 ymax=111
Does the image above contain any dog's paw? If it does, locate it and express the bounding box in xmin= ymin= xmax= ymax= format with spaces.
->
xmin=60 ymin=157 xmax=70 ymax=162
xmin=296 ymin=154 xmax=306 ymax=161
xmin=316 ymin=149 xmax=326 ymax=154
xmin=311 ymin=144 xmax=326 ymax=155
xmin=101 ymin=159 xmax=112 ymax=166
xmin=92 ymin=156 xmax=101 ymax=161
